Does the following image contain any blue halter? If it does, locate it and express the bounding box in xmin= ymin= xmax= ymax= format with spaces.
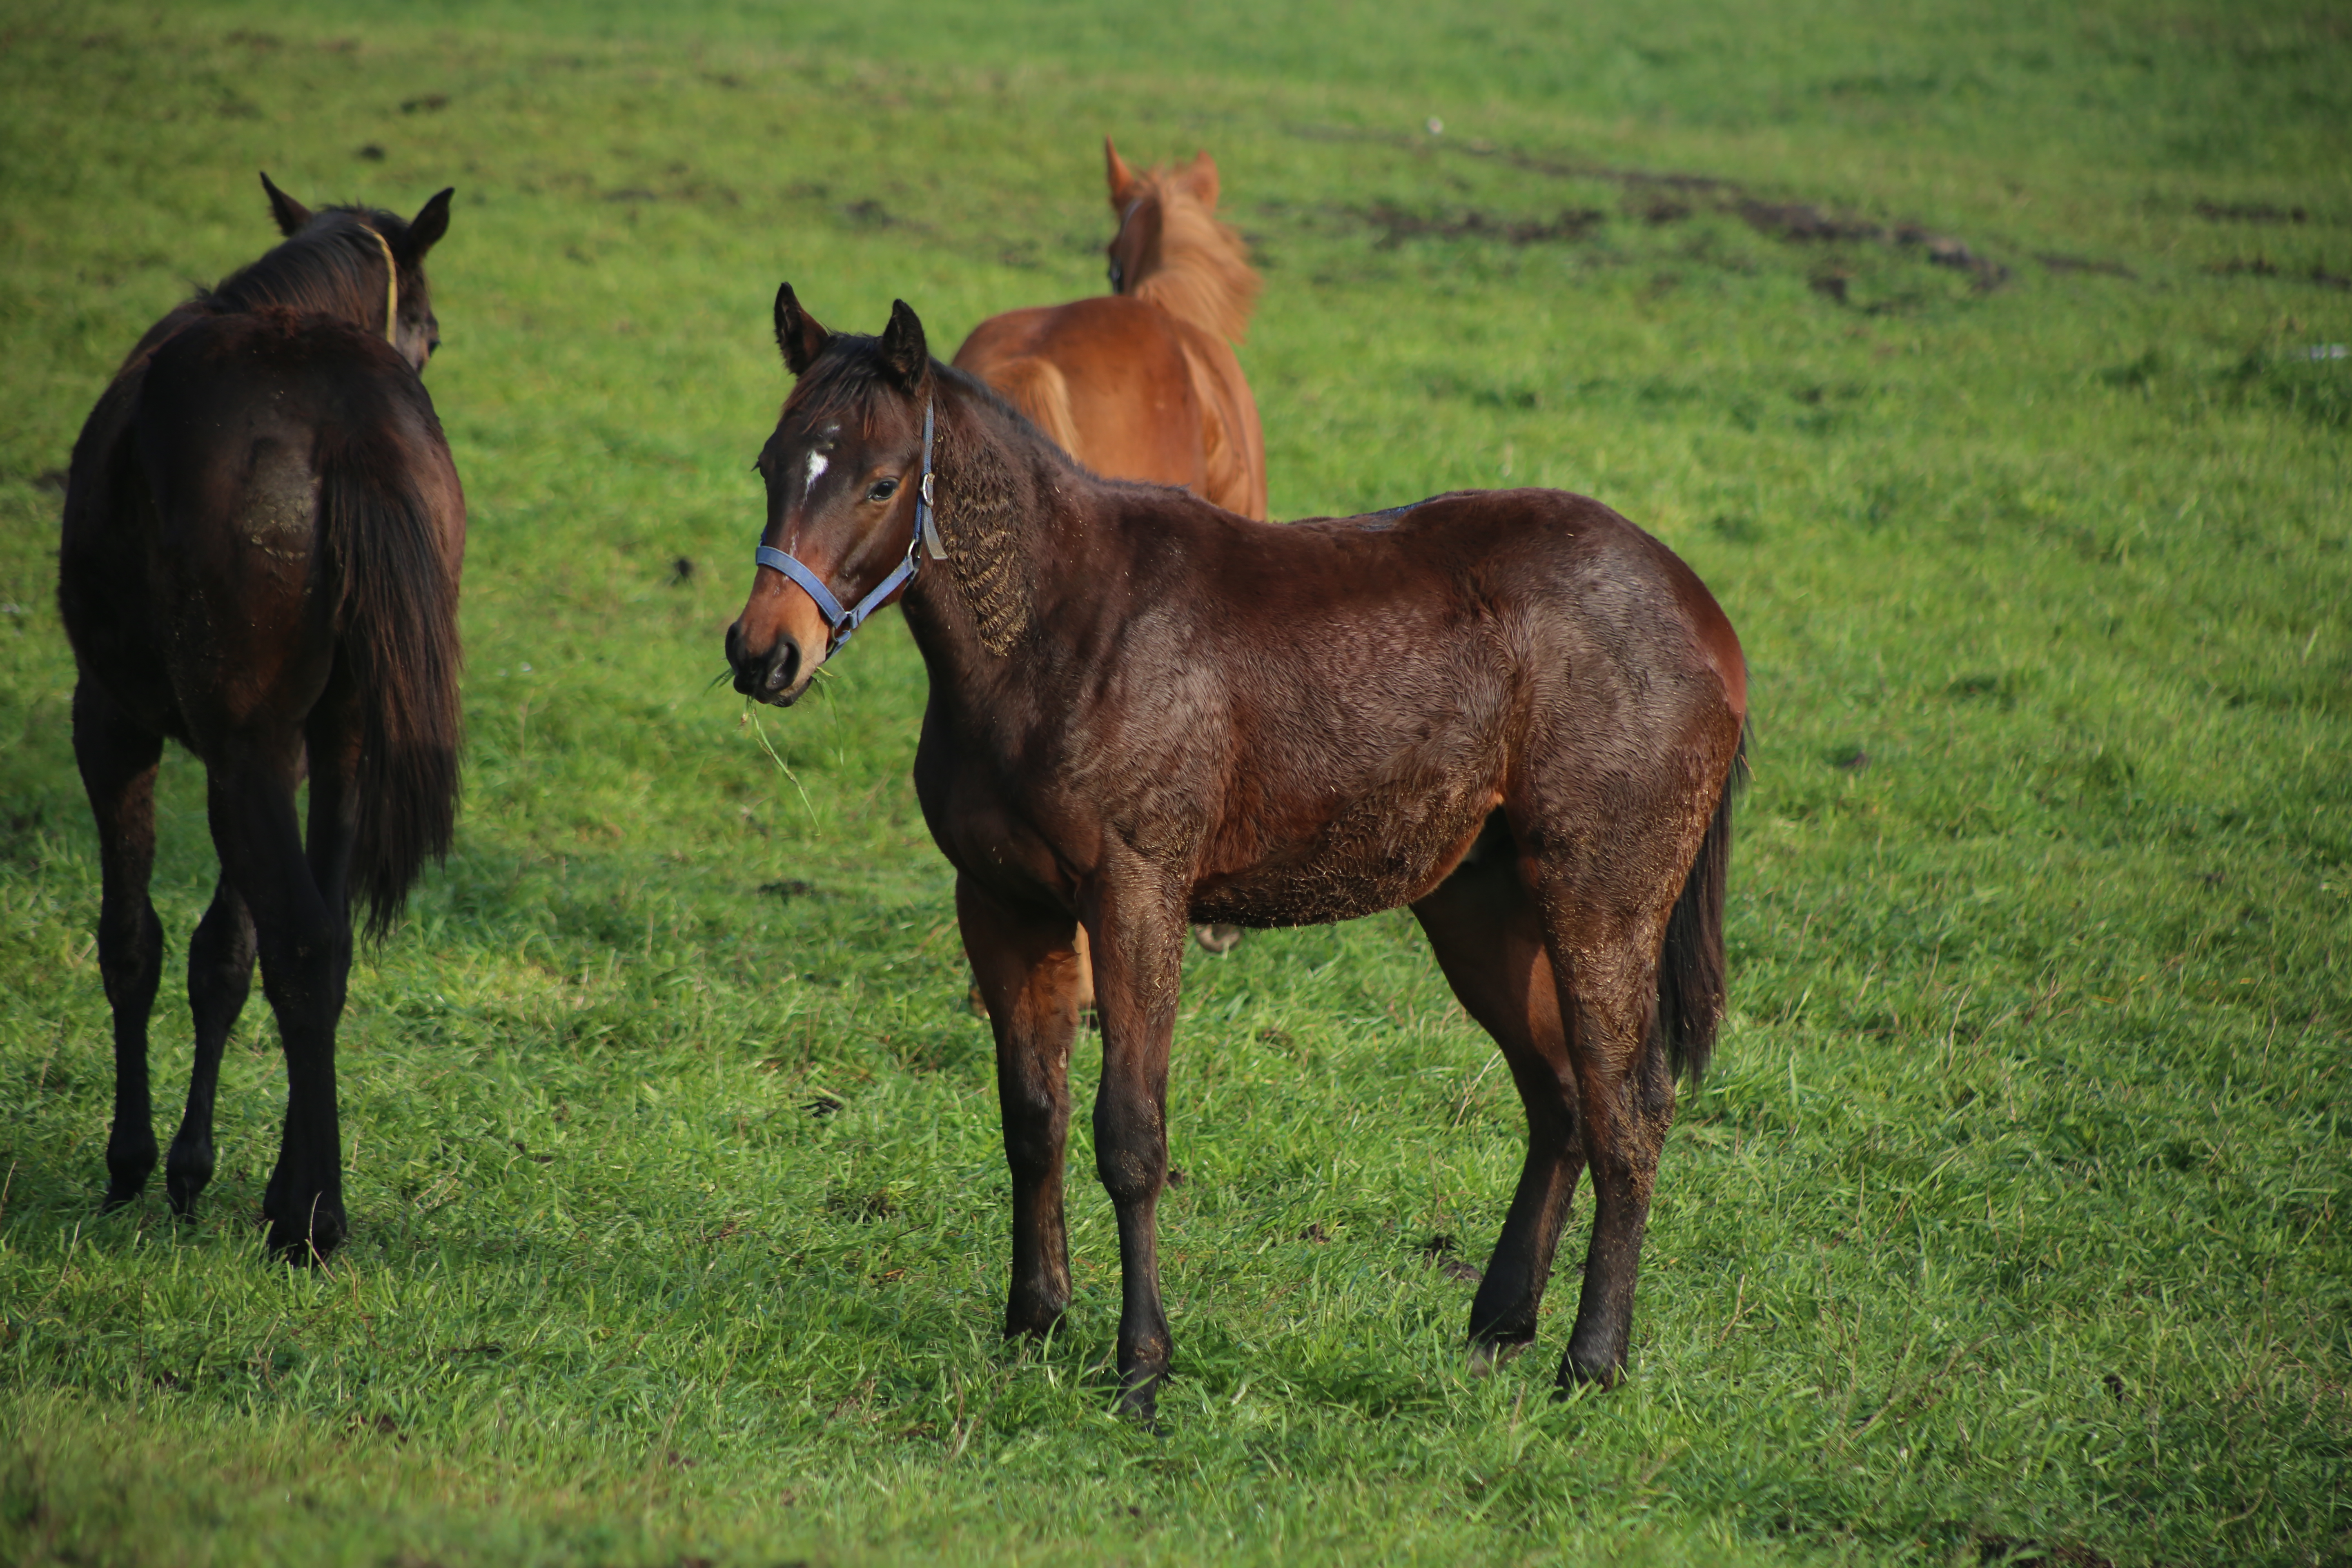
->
xmin=755 ymin=401 xmax=939 ymax=653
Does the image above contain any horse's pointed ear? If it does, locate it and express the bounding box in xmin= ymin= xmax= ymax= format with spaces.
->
xmin=1105 ymin=137 xmax=1138 ymax=210
xmin=405 ymin=187 xmax=454 ymax=259
xmin=773 ymin=282 xmax=829 ymax=376
xmin=1183 ymin=150 xmax=1220 ymax=211
xmin=878 ymin=299 xmax=929 ymax=387
xmin=259 ymin=172 xmax=311 ymax=236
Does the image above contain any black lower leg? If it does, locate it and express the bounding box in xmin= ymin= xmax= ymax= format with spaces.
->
xmin=77 ymin=684 xmax=165 ymax=1214
xmin=1559 ymin=1060 xmax=1673 ymax=1390
xmin=1107 ymin=1189 xmax=1169 ymax=1414
xmin=168 ymin=881 xmax=254 ymax=1216
xmin=1096 ymin=1094 xmax=1171 ymax=1415
xmin=1004 ymin=1109 xmax=1073 ymax=1334
xmin=1470 ymin=1109 xmax=1584 ymax=1352
xmin=99 ymin=897 xmax=165 ymax=1210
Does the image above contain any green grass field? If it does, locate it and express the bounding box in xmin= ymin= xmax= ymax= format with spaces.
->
xmin=2 ymin=1 xmax=2347 ymax=1562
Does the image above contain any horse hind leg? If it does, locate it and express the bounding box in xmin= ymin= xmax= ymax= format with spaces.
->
xmin=166 ymin=875 xmax=255 ymax=1218
xmin=1411 ymin=815 xmax=1585 ymax=1366
xmin=204 ymin=735 xmax=349 ymax=1262
xmin=1538 ymin=894 xmax=1679 ymax=1391
xmin=73 ymin=679 xmax=166 ymax=1212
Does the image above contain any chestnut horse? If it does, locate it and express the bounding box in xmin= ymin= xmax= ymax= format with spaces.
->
xmin=955 ymin=140 xmax=1267 ymax=964
xmin=725 ymin=291 xmax=1746 ymax=1419
xmin=58 ymin=174 xmax=465 ymax=1260
xmin=951 ymin=140 xmax=1265 ymax=520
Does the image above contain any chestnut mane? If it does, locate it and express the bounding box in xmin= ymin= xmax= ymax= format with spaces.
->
xmin=1125 ymin=163 xmax=1262 ymax=346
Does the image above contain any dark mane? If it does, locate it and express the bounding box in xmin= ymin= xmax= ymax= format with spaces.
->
xmin=205 ymin=207 xmax=405 ymax=322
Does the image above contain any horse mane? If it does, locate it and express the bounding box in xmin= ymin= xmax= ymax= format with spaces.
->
xmin=204 ymin=209 xmax=401 ymax=326
xmin=1127 ymin=168 xmax=1261 ymax=346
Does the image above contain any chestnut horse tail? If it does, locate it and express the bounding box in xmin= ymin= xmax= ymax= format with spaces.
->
xmin=986 ymin=356 xmax=1082 ymax=458
xmin=318 ymin=425 xmax=463 ymax=939
xmin=1656 ymin=724 xmax=1747 ymax=1085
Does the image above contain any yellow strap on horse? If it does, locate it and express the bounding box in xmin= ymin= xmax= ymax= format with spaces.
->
xmin=364 ymin=227 xmax=399 ymax=345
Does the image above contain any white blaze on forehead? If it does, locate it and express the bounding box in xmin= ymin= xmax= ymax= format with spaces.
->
xmin=802 ymin=450 xmax=828 ymax=492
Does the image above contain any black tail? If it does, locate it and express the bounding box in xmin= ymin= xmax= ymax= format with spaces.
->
xmin=1657 ymin=724 xmax=1746 ymax=1085
xmin=318 ymin=428 xmax=463 ymax=939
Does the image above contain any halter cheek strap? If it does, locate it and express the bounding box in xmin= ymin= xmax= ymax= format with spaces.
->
xmin=363 ymin=227 xmax=400 ymax=345
xmin=755 ymin=400 xmax=939 ymax=654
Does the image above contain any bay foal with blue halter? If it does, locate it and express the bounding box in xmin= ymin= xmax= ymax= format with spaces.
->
xmin=726 ymin=287 xmax=1747 ymax=1420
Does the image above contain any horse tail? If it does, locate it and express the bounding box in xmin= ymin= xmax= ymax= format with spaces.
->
xmin=1657 ymin=723 xmax=1747 ymax=1085
xmin=316 ymin=414 xmax=463 ymax=940
xmin=987 ymin=357 xmax=1083 ymax=461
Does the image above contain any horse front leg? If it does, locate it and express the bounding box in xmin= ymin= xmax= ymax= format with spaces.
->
xmin=958 ymin=875 xmax=1085 ymax=1339
xmin=1083 ymin=887 xmax=1186 ymax=1420
xmin=73 ymin=679 xmax=165 ymax=1212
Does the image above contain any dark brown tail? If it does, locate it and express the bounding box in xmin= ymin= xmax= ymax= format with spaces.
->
xmin=1657 ymin=724 xmax=1747 ymax=1085
xmin=318 ymin=432 xmax=462 ymax=939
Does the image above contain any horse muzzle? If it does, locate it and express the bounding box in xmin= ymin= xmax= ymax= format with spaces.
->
xmin=724 ymin=619 xmax=810 ymax=706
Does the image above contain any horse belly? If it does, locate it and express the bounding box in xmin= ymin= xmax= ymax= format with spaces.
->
xmin=1189 ymin=779 xmax=1501 ymax=929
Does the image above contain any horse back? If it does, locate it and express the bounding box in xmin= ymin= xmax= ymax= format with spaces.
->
xmin=1140 ymin=488 xmax=1740 ymax=815
xmin=60 ymin=307 xmax=461 ymax=746
xmin=955 ymin=296 xmax=1264 ymax=516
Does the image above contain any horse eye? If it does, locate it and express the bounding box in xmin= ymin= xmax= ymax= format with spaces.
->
xmin=1108 ymin=259 xmax=1125 ymax=292
xmin=867 ymin=478 xmax=899 ymax=502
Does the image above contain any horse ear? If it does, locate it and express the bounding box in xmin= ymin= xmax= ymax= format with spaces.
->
xmin=773 ymin=282 xmax=829 ymax=376
xmin=1183 ymin=151 xmax=1220 ymax=211
xmin=259 ymin=172 xmax=311 ymax=236
xmin=405 ymin=187 xmax=454 ymax=259
xmin=878 ymin=298 xmax=929 ymax=387
xmin=1105 ymin=137 xmax=1138 ymax=210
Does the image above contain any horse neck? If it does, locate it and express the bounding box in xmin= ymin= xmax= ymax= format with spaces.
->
xmin=898 ymin=385 xmax=1087 ymax=704
xmin=1130 ymin=190 xmax=1260 ymax=345
xmin=211 ymin=222 xmax=391 ymax=336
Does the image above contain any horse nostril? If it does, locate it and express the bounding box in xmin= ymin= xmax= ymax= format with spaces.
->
xmin=764 ymin=638 xmax=802 ymax=695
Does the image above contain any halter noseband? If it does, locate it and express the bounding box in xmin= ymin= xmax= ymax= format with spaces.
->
xmin=362 ymin=227 xmax=400 ymax=346
xmin=754 ymin=400 xmax=941 ymax=654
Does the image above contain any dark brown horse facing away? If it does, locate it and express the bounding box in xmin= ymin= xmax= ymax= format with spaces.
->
xmin=952 ymin=140 xmax=1265 ymax=520
xmin=58 ymin=174 xmax=465 ymax=1261
xmin=725 ymin=292 xmax=1746 ymax=1419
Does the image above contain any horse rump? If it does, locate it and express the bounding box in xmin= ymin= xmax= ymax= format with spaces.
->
xmin=1655 ymin=723 xmax=1747 ymax=1085
xmin=317 ymin=416 xmax=463 ymax=937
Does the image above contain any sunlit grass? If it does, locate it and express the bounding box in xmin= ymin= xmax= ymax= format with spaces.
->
xmin=0 ymin=2 xmax=2345 ymax=1564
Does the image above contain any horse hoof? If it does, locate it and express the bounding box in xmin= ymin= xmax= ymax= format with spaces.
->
xmin=166 ymin=1150 xmax=214 ymax=1219
xmin=1003 ymin=1301 xmax=1069 ymax=1340
xmin=1191 ymin=924 xmax=1243 ymax=955
xmin=266 ymin=1205 xmax=348 ymax=1265
xmin=98 ymin=1184 xmax=143 ymax=1215
xmin=1555 ymin=1351 xmax=1626 ymax=1393
xmin=1116 ymin=1376 xmax=1162 ymax=1425
xmin=1468 ymin=1338 xmax=1530 ymax=1377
